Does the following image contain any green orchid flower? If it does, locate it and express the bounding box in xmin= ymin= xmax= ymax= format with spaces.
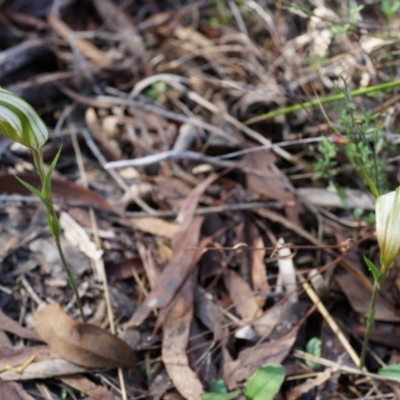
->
xmin=0 ymin=88 xmax=48 ymax=150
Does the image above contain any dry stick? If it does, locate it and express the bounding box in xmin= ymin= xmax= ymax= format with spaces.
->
xmin=298 ymin=273 xmax=360 ymax=367
xmin=70 ymin=126 xmax=127 ymax=400
xmin=294 ymin=350 xmax=399 ymax=383
xmin=80 ymin=129 xmax=156 ymax=215
xmin=129 ymin=73 xmax=295 ymax=163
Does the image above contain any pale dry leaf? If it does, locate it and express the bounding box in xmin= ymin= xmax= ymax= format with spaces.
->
xmin=287 ymin=369 xmax=332 ymax=400
xmin=162 ymin=277 xmax=204 ymax=400
xmin=0 ymin=379 xmax=35 ymax=400
xmin=33 ymin=303 xmax=136 ymax=369
xmin=60 ymin=212 xmax=103 ymax=261
xmin=224 ymin=328 xmax=297 ymax=389
xmin=61 ymin=375 xmax=115 ymax=400
xmin=224 ymin=269 xmax=262 ymax=323
xmin=131 ymin=217 xmax=180 ymax=239
xmin=47 ymin=14 xmax=112 ymax=66
xmin=336 ymin=273 xmax=400 ymax=322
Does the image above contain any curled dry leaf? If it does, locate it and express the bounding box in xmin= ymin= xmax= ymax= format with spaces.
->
xmin=33 ymin=303 xmax=136 ymax=369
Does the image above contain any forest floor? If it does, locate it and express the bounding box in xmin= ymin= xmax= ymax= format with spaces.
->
xmin=0 ymin=1 xmax=400 ymax=399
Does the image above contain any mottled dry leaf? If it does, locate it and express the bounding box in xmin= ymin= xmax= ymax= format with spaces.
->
xmin=0 ymin=173 xmax=114 ymax=211
xmin=336 ymin=273 xmax=400 ymax=322
xmin=162 ymin=276 xmax=204 ymax=400
xmin=137 ymin=242 xmax=159 ymax=289
xmin=61 ymin=375 xmax=115 ymax=400
xmin=245 ymin=222 xmax=269 ymax=307
xmin=127 ymin=173 xmax=222 ymax=327
xmin=127 ymin=217 xmax=203 ymax=327
xmin=0 ymin=379 xmax=34 ymax=400
xmin=0 ymin=346 xmax=87 ymax=381
xmin=132 ymin=217 xmax=179 ymax=239
xmin=195 ymin=287 xmax=227 ymax=343
xmin=60 ymin=212 xmax=103 ymax=261
xmin=0 ymin=309 xmax=41 ymax=342
xmin=224 ymin=328 xmax=297 ymax=389
xmin=244 ymin=147 xmax=293 ymax=202
xmin=287 ymin=369 xmax=332 ymax=400
xmin=34 ymin=303 xmax=136 ymax=369
xmin=47 ymin=14 xmax=112 ymax=66
xmin=1 ymin=359 xmax=86 ymax=381
xmin=224 ymin=269 xmax=262 ymax=322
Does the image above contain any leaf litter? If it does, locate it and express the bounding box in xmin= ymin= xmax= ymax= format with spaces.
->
xmin=0 ymin=1 xmax=399 ymax=399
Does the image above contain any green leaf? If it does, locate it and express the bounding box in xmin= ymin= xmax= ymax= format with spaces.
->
xmin=305 ymin=337 xmax=322 ymax=370
xmin=42 ymin=145 xmax=62 ymax=201
xmin=363 ymin=255 xmax=381 ymax=284
xmin=0 ymin=88 xmax=48 ymax=150
xmin=378 ymin=364 xmax=400 ymax=378
xmin=245 ymin=364 xmax=285 ymax=400
xmin=14 ymin=175 xmax=53 ymax=209
xmin=209 ymin=380 xmax=229 ymax=394
xmin=201 ymin=391 xmax=241 ymax=400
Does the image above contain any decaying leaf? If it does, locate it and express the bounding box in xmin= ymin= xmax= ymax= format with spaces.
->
xmin=0 ymin=346 xmax=86 ymax=381
xmin=0 ymin=309 xmax=41 ymax=342
xmin=33 ymin=303 xmax=136 ymax=369
xmin=162 ymin=275 xmax=204 ymax=400
xmin=336 ymin=272 xmax=400 ymax=322
xmin=0 ymin=379 xmax=34 ymax=400
xmin=223 ymin=328 xmax=297 ymax=389
xmin=60 ymin=211 xmax=103 ymax=261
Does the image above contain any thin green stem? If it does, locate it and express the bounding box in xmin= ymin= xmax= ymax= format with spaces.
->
xmin=245 ymin=79 xmax=400 ymax=125
xmin=32 ymin=149 xmax=46 ymax=183
xmin=54 ymin=235 xmax=85 ymax=322
xmin=31 ymin=148 xmax=85 ymax=322
xmin=360 ymin=278 xmax=380 ymax=369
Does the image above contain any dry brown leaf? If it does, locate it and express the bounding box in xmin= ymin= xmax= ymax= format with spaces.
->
xmin=127 ymin=173 xmax=222 ymax=327
xmin=47 ymin=14 xmax=112 ymax=66
xmin=195 ymin=287 xmax=228 ymax=343
xmin=1 ymin=360 xmax=86 ymax=381
xmin=287 ymin=369 xmax=332 ymax=400
xmin=336 ymin=273 xmax=400 ymax=322
xmin=0 ymin=309 xmax=41 ymax=342
xmin=0 ymin=379 xmax=34 ymax=400
xmin=137 ymin=242 xmax=160 ymax=289
xmin=244 ymin=147 xmax=293 ymax=202
xmin=224 ymin=269 xmax=262 ymax=323
xmin=224 ymin=328 xmax=297 ymax=389
xmin=61 ymin=375 xmax=115 ymax=400
xmin=131 ymin=217 xmax=180 ymax=239
xmin=33 ymin=303 xmax=136 ymax=369
xmin=0 ymin=173 xmax=115 ymax=212
xmin=162 ymin=275 xmax=204 ymax=400
xmin=0 ymin=346 xmax=87 ymax=381
xmin=60 ymin=212 xmax=103 ymax=261
xmin=245 ymin=222 xmax=269 ymax=307
xmin=126 ymin=216 xmax=204 ymax=327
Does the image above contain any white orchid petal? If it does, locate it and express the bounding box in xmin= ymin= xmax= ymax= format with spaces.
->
xmin=376 ymin=187 xmax=400 ymax=272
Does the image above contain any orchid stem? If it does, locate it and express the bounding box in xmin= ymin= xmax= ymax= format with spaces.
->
xmin=31 ymin=148 xmax=85 ymax=322
xmin=360 ymin=278 xmax=380 ymax=369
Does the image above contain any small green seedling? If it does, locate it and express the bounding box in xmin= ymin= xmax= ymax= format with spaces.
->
xmin=245 ymin=364 xmax=286 ymax=400
xmin=0 ymin=88 xmax=84 ymax=321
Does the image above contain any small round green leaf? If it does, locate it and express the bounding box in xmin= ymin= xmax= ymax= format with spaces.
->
xmin=305 ymin=337 xmax=322 ymax=370
xmin=245 ymin=364 xmax=285 ymax=400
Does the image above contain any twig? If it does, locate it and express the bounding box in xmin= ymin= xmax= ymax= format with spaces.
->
xmin=298 ymin=273 xmax=361 ymax=367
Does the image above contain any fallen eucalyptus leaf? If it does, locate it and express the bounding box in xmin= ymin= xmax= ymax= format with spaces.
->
xmin=33 ymin=303 xmax=135 ymax=369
